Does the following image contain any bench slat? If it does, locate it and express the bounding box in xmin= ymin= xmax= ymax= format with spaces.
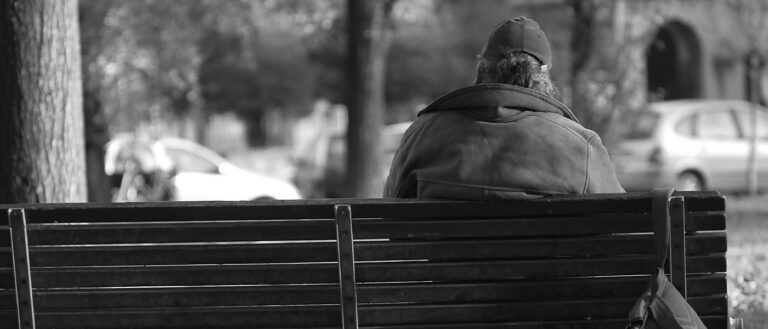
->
xmin=20 ymin=211 xmax=723 ymax=246
xmin=31 ymin=284 xmax=339 ymax=309
xmin=356 ymin=254 xmax=725 ymax=282
xmin=31 ymin=263 xmax=340 ymax=287
xmin=356 ymin=295 xmax=727 ymax=325
xmin=0 ymin=290 xmax=14 ymax=310
xmin=0 ymin=314 xmax=729 ymax=329
xmin=35 ymin=305 xmax=341 ymax=329
xmin=27 ymin=254 xmax=724 ymax=288
xmin=0 ymin=270 xmax=11 ymax=289
xmin=361 ymin=316 xmax=728 ymax=329
xmin=350 ymin=192 xmax=724 ymax=219
xmin=354 ymin=212 xmax=723 ymax=239
xmin=27 ymin=220 xmax=337 ymax=245
xmin=22 ymin=275 xmax=725 ymax=310
xmin=0 ymin=226 xmax=7 ymax=247
xmin=14 ymin=191 xmax=723 ymax=224
xmin=356 ymin=233 xmax=724 ymax=261
xmin=357 ymin=274 xmax=726 ymax=304
xmin=15 ymin=296 xmax=725 ymax=329
xmin=17 ymin=233 xmax=725 ymax=267
xmin=22 ymin=203 xmax=335 ymax=223
xmin=26 ymin=242 xmax=339 ymax=266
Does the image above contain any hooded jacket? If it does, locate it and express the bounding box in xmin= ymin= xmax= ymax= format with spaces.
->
xmin=384 ymin=83 xmax=625 ymax=200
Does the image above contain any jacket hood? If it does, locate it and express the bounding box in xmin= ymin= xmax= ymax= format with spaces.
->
xmin=418 ymin=84 xmax=579 ymax=124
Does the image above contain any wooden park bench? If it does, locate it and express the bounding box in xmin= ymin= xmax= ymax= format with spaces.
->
xmin=1 ymin=190 xmax=729 ymax=329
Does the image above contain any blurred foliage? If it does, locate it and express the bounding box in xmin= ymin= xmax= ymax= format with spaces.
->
xmin=79 ymin=0 xmax=529 ymax=139
xmin=80 ymin=0 xmax=648 ymax=142
xmin=80 ymin=0 xmax=332 ymax=140
xmin=726 ymin=196 xmax=768 ymax=328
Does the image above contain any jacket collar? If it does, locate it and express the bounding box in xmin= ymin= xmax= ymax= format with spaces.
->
xmin=418 ymin=83 xmax=579 ymax=123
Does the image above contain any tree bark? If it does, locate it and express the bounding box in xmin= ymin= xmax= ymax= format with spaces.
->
xmin=567 ymin=0 xmax=599 ymax=131
xmin=745 ymin=51 xmax=763 ymax=195
xmin=0 ymin=0 xmax=87 ymax=203
xmin=345 ymin=0 xmax=395 ymax=197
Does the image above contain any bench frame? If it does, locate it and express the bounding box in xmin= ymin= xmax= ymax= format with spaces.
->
xmin=5 ymin=190 xmax=727 ymax=329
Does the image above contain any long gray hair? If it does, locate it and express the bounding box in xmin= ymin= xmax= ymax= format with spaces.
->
xmin=474 ymin=52 xmax=560 ymax=100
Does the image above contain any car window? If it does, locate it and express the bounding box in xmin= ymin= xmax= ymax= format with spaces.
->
xmin=734 ymin=107 xmax=768 ymax=140
xmin=674 ymin=114 xmax=696 ymax=137
xmin=623 ymin=111 xmax=658 ymax=139
xmin=698 ymin=110 xmax=740 ymax=140
xmin=165 ymin=148 xmax=219 ymax=173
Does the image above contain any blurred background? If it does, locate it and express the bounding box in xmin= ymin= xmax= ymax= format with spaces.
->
xmin=75 ymin=0 xmax=768 ymax=203
xmin=3 ymin=0 xmax=767 ymax=325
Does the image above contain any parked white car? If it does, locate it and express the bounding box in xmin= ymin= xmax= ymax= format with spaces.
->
xmin=612 ymin=99 xmax=768 ymax=192
xmin=105 ymin=136 xmax=301 ymax=201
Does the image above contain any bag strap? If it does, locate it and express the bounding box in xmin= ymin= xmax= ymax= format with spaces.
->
xmin=651 ymin=188 xmax=675 ymax=269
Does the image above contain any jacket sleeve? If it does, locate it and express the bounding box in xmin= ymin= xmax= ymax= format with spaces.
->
xmin=586 ymin=134 xmax=626 ymax=193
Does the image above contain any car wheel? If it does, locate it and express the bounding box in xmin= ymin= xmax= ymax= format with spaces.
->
xmin=677 ymin=172 xmax=704 ymax=191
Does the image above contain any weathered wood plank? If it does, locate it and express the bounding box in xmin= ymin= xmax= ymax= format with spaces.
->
xmin=355 ymin=254 xmax=726 ymax=282
xmin=33 ymin=284 xmax=340 ymax=309
xmin=0 ymin=290 xmax=15 ymax=310
xmin=357 ymin=274 xmax=725 ymax=304
xmin=0 ymin=270 xmax=12 ymax=289
xmin=22 ymin=203 xmax=336 ymax=223
xmin=353 ymin=213 xmax=723 ymax=239
xmin=355 ymin=234 xmax=725 ymax=261
xmin=28 ymin=254 xmax=724 ymax=288
xmin=29 ymin=242 xmax=339 ymax=266
xmin=24 ymin=233 xmax=725 ymax=266
xmin=31 ymin=263 xmax=340 ymax=288
xmin=14 ymin=191 xmax=723 ymax=224
xmin=28 ymin=275 xmax=724 ymax=310
xmin=36 ymin=305 xmax=341 ymax=329
xmin=0 ymin=248 xmax=9 ymax=267
xmin=28 ymin=220 xmax=337 ymax=244
xmin=27 ymin=296 xmax=726 ymax=329
xmin=356 ymin=295 xmax=727 ymax=325
xmin=0 ymin=311 xmax=18 ymax=329
xmin=23 ymin=212 xmax=723 ymax=245
xmin=0 ymin=226 xmax=8 ymax=247
xmin=360 ymin=316 xmax=727 ymax=329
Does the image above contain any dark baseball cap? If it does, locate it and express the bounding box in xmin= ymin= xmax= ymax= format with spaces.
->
xmin=478 ymin=17 xmax=552 ymax=67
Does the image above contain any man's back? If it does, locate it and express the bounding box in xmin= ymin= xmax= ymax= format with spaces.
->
xmin=385 ymin=84 xmax=624 ymax=199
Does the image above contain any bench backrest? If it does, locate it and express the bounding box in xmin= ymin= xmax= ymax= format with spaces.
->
xmin=1 ymin=191 xmax=728 ymax=329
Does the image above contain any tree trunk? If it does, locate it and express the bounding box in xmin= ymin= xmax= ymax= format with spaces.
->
xmin=80 ymin=0 xmax=115 ymax=203
xmin=567 ymin=0 xmax=599 ymax=131
xmin=83 ymin=89 xmax=112 ymax=203
xmin=345 ymin=0 xmax=395 ymax=198
xmin=745 ymin=51 xmax=763 ymax=195
xmin=0 ymin=0 xmax=87 ymax=203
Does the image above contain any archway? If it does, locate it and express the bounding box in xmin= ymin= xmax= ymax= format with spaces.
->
xmin=646 ymin=20 xmax=702 ymax=101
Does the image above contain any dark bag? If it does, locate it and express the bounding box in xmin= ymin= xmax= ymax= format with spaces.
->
xmin=626 ymin=189 xmax=707 ymax=329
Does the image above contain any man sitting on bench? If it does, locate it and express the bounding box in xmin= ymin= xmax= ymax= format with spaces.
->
xmin=385 ymin=17 xmax=624 ymax=199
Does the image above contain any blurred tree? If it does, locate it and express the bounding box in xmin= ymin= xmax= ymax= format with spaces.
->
xmin=0 ymin=0 xmax=87 ymax=203
xmin=80 ymin=0 xmax=330 ymax=146
xmin=564 ymin=0 xmax=643 ymax=143
xmin=566 ymin=0 xmax=600 ymax=129
xmin=385 ymin=0 xmax=469 ymax=121
xmin=80 ymin=0 xmax=116 ymax=202
xmin=199 ymin=15 xmax=318 ymax=146
xmin=346 ymin=0 xmax=397 ymax=197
